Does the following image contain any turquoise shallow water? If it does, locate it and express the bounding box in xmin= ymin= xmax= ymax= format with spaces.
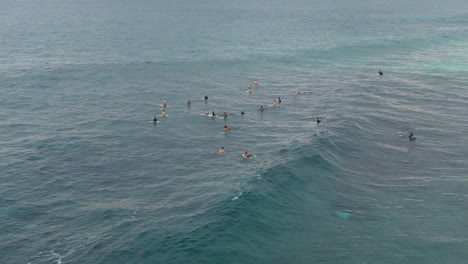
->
xmin=1 ymin=0 xmax=468 ymax=263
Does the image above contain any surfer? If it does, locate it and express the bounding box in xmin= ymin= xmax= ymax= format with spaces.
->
xmin=204 ymin=95 xmax=209 ymax=100
xmin=248 ymin=87 xmax=254 ymax=93
xmin=204 ymin=110 xmax=209 ymax=116
xmin=163 ymin=100 xmax=167 ymax=108
xmin=273 ymin=99 xmax=277 ymax=107
xmin=187 ymin=100 xmax=191 ymax=106
xmin=278 ymin=97 xmax=282 ymax=104
xmin=153 ymin=115 xmax=157 ymax=123
xmin=212 ymin=111 xmax=216 ymax=117
xmin=409 ymin=132 xmax=416 ymax=141
xmin=315 ymin=117 xmax=321 ymax=124
xmin=241 ymin=110 xmax=245 ymax=115
xmin=162 ymin=109 xmax=166 ymax=118
xmin=224 ymin=125 xmax=231 ymax=132
xmin=378 ymin=69 xmax=383 ymax=76
xmin=258 ymin=105 xmax=265 ymax=112
xmin=242 ymin=151 xmax=252 ymax=158
xmin=293 ymin=90 xmax=299 ymax=96
xmin=223 ymin=111 xmax=229 ymax=118
xmin=253 ymin=80 xmax=258 ymax=86
xmin=219 ymin=146 xmax=225 ymax=153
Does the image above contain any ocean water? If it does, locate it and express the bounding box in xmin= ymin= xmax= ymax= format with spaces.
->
xmin=1 ymin=0 xmax=468 ymax=263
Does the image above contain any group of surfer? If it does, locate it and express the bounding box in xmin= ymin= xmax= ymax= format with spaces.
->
xmin=154 ymin=79 xmax=324 ymax=157
xmin=154 ymin=73 xmax=414 ymax=158
xmin=154 ymin=80 xmax=262 ymax=157
xmin=203 ymin=110 xmax=231 ymax=118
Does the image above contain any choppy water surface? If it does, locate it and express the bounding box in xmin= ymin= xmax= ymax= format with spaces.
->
xmin=1 ymin=0 xmax=467 ymax=263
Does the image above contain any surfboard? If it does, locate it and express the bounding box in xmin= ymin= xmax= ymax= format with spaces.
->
xmin=148 ymin=120 xmax=160 ymax=123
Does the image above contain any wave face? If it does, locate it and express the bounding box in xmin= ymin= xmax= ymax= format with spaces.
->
xmin=1 ymin=0 xmax=468 ymax=263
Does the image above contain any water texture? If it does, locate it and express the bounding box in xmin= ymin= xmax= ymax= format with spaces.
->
xmin=1 ymin=0 xmax=467 ymax=263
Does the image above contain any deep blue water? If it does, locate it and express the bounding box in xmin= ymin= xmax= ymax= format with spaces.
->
xmin=1 ymin=0 xmax=468 ymax=263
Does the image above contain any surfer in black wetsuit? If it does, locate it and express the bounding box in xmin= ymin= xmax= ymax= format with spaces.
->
xmin=204 ymin=95 xmax=209 ymax=100
xmin=212 ymin=111 xmax=216 ymax=117
xmin=187 ymin=100 xmax=191 ymax=106
xmin=409 ymin=132 xmax=416 ymax=141
xmin=378 ymin=69 xmax=383 ymax=76
xmin=278 ymin=97 xmax=282 ymax=104
xmin=153 ymin=116 xmax=157 ymax=123
xmin=315 ymin=117 xmax=321 ymax=124
xmin=258 ymin=105 xmax=265 ymax=112
xmin=241 ymin=110 xmax=245 ymax=115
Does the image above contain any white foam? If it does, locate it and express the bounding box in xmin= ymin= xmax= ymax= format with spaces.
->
xmin=232 ymin=192 xmax=243 ymax=200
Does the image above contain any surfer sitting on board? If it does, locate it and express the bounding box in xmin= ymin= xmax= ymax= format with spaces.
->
xmin=224 ymin=125 xmax=231 ymax=132
xmin=219 ymin=146 xmax=225 ymax=153
xmin=153 ymin=116 xmax=157 ymax=123
xmin=258 ymin=105 xmax=265 ymax=112
xmin=378 ymin=69 xmax=383 ymax=76
xmin=162 ymin=109 xmax=166 ymax=118
xmin=316 ymin=117 xmax=321 ymax=124
xmin=248 ymin=87 xmax=254 ymax=93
